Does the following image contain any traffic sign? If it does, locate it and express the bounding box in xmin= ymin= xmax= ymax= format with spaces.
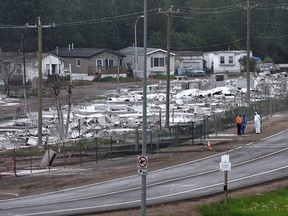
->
xmin=137 ymin=156 xmax=148 ymax=169
xmin=220 ymin=162 xmax=231 ymax=171
xmin=221 ymin=154 xmax=230 ymax=163
xmin=220 ymin=154 xmax=231 ymax=171
xmin=137 ymin=169 xmax=148 ymax=176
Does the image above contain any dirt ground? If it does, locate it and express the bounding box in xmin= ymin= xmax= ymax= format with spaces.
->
xmin=1 ymin=81 xmax=288 ymax=216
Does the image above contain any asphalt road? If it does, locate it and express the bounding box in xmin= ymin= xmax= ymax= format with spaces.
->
xmin=0 ymin=128 xmax=287 ymax=215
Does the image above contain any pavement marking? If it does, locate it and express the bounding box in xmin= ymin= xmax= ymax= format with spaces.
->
xmin=19 ymin=166 xmax=288 ymax=216
xmin=260 ymin=129 xmax=288 ymax=141
xmin=206 ymin=138 xmax=234 ymax=141
xmin=246 ymin=144 xmax=288 ymax=148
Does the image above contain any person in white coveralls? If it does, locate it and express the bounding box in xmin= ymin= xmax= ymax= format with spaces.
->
xmin=254 ymin=112 xmax=261 ymax=134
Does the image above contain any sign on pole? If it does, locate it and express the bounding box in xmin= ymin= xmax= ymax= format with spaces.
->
xmin=137 ymin=156 xmax=148 ymax=176
xmin=220 ymin=154 xmax=231 ymax=204
xmin=220 ymin=154 xmax=231 ymax=171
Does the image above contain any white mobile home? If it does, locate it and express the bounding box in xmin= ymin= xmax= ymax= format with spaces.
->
xmin=204 ymin=50 xmax=252 ymax=73
xmin=0 ymin=52 xmax=67 ymax=83
xmin=120 ymin=46 xmax=175 ymax=78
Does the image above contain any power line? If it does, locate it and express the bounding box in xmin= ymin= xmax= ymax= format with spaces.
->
xmin=172 ymin=38 xmax=247 ymax=50
xmin=56 ymin=9 xmax=158 ymax=27
xmin=254 ymin=34 xmax=288 ymax=39
xmin=174 ymin=3 xmax=243 ymax=12
xmin=171 ymin=32 xmax=288 ymax=50
xmin=1 ymin=3 xmax=287 ymax=29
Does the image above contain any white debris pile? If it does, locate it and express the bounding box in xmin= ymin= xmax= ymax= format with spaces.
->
xmin=0 ymin=94 xmax=20 ymax=106
xmin=0 ymin=75 xmax=287 ymax=149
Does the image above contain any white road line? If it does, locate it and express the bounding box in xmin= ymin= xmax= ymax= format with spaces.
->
xmin=246 ymin=145 xmax=287 ymax=148
xmin=260 ymin=129 xmax=288 ymax=141
xmin=18 ymin=165 xmax=288 ymax=216
xmin=9 ymin=128 xmax=288 ymax=215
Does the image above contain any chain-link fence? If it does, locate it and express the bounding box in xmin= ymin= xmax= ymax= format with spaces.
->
xmin=1 ymin=96 xmax=288 ymax=175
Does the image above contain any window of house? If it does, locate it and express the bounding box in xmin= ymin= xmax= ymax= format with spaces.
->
xmin=220 ymin=56 xmax=225 ymax=64
xmin=76 ymin=59 xmax=81 ymax=67
xmin=151 ymin=57 xmax=165 ymax=67
xmin=16 ymin=64 xmax=22 ymax=74
xmin=108 ymin=59 xmax=114 ymax=66
xmin=96 ymin=59 xmax=103 ymax=67
xmin=154 ymin=58 xmax=160 ymax=66
xmin=229 ymin=56 xmax=234 ymax=64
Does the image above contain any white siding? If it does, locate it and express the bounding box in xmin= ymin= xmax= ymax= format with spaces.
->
xmin=204 ymin=51 xmax=252 ymax=73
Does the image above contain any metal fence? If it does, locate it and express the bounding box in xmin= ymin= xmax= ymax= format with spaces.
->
xmin=1 ymin=96 xmax=288 ymax=176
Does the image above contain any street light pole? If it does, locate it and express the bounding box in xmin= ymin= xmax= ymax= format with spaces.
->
xmin=134 ymin=15 xmax=144 ymax=81
xmin=12 ymin=28 xmax=27 ymax=114
xmin=105 ymin=21 xmax=120 ymax=90
xmin=141 ymin=3 xmax=147 ymax=216
xmin=6 ymin=20 xmax=54 ymax=146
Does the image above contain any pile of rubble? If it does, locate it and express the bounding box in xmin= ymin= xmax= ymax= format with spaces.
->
xmin=0 ymin=72 xmax=287 ymax=149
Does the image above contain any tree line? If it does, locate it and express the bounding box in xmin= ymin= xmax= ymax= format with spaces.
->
xmin=1 ymin=0 xmax=288 ymax=63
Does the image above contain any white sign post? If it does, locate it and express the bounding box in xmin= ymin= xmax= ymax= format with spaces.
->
xmin=220 ymin=154 xmax=231 ymax=203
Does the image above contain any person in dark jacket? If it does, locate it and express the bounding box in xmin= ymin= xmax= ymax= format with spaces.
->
xmin=241 ymin=114 xmax=247 ymax=134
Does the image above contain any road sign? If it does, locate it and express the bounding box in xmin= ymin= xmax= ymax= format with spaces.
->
xmin=137 ymin=156 xmax=148 ymax=169
xmin=220 ymin=154 xmax=231 ymax=171
xmin=221 ymin=154 xmax=230 ymax=163
xmin=220 ymin=162 xmax=231 ymax=171
xmin=137 ymin=168 xmax=148 ymax=176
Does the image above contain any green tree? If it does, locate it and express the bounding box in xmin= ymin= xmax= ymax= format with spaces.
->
xmin=239 ymin=56 xmax=257 ymax=72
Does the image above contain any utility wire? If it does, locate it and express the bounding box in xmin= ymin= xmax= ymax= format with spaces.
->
xmin=172 ymin=31 xmax=288 ymax=50
xmin=56 ymin=9 xmax=158 ymax=27
xmin=174 ymin=3 xmax=243 ymax=11
xmin=1 ymin=3 xmax=287 ymax=28
xmin=254 ymin=34 xmax=288 ymax=39
xmin=172 ymin=38 xmax=247 ymax=50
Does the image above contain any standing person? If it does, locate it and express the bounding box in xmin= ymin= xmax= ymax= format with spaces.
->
xmin=254 ymin=112 xmax=261 ymax=134
xmin=235 ymin=114 xmax=242 ymax=135
xmin=241 ymin=114 xmax=247 ymax=134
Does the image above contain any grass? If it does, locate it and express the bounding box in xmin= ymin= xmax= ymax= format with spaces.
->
xmin=197 ymin=187 xmax=288 ymax=216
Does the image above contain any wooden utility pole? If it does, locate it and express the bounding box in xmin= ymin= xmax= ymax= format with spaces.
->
xmin=240 ymin=1 xmax=256 ymax=104
xmin=5 ymin=20 xmax=55 ymax=145
xmin=159 ymin=6 xmax=179 ymax=128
